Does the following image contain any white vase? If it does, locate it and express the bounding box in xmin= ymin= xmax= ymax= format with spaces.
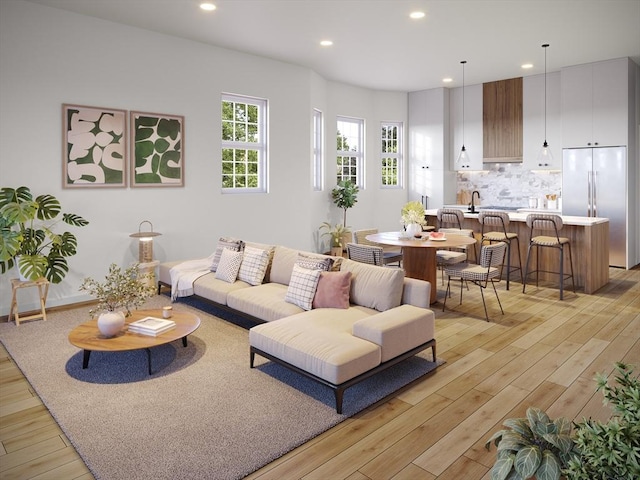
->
xmin=97 ymin=311 xmax=125 ymax=337
xmin=405 ymin=223 xmax=422 ymax=237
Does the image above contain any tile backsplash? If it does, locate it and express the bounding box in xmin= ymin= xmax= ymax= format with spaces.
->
xmin=457 ymin=163 xmax=562 ymax=208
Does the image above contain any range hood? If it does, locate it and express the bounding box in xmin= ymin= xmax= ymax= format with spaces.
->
xmin=483 ymin=156 xmax=523 ymax=163
xmin=483 ymin=77 xmax=523 ymax=163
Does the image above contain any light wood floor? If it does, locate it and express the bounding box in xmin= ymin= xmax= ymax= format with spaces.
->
xmin=1 ymin=267 xmax=638 ymax=480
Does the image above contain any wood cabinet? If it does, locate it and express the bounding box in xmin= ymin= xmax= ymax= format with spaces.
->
xmin=408 ymin=88 xmax=457 ymax=207
xmin=449 ymin=83 xmax=483 ymax=170
xmin=522 ymin=71 xmax=562 ymax=170
xmin=483 ymin=77 xmax=523 ymax=162
xmin=561 ymin=58 xmax=629 ymax=148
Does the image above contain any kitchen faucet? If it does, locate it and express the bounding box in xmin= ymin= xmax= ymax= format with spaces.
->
xmin=470 ymin=190 xmax=480 ymax=213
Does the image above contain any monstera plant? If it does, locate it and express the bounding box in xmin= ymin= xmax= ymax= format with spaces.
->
xmin=0 ymin=186 xmax=89 ymax=283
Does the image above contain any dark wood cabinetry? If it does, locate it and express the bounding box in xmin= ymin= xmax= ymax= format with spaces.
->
xmin=483 ymin=77 xmax=523 ymax=162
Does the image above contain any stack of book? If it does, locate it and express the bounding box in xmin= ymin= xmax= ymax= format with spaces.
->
xmin=128 ymin=317 xmax=176 ymax=336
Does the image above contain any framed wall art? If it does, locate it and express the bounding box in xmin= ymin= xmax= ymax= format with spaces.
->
xmin=62 ymin=104 xmax=127 ymax=188
xmin=130 ymin=111 xmax=184 ymax=187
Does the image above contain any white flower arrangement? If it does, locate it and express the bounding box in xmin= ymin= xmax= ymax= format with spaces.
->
xmin=400 ymin=201 xmax=427 ymax=226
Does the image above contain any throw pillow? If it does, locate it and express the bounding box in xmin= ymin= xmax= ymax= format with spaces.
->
xmin=296 ymin=252 xmax=333 ymax=272
xmin=214 ymin=248 xmax=243 ymax=283
xmin=210 ymin=237 xmax=244 ymax=271
xmin=238 ymin=246 xmax=270 ymax=286
xmin=284 ymin=264 xmax=322 ymax=311
xmin=312 ymin=271 xmax=352 ymax=309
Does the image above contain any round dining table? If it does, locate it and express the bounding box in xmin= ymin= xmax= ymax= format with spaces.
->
xmin=366 ymin=231 xmax=477 ymax=304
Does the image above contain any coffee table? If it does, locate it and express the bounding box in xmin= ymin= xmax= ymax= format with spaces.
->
xmin=68 ymin=309 xmax=200 ymax=375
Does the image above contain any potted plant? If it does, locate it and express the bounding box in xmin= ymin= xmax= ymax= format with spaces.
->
xmin=0 ymin=186 xmax=89 ymax=283
xmin=401 ymin=200 xmax=427 ymax=237
xmin=79 ymin=263 xmax=156 ymax=337
xmin=485 ymin=362 xmax=639 ymax=480
xmin=319 ymin=222 xmax=350 ymax=256
xmin=331 ymin=180 xmax=359 ymax=228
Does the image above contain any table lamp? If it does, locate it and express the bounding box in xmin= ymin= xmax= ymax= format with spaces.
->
xmin=129 ymin=221 xmax=162 ymax=263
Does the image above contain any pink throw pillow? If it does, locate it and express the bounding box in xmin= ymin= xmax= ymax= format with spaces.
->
xmin=312 ymin=271 xmax=352 ymax=309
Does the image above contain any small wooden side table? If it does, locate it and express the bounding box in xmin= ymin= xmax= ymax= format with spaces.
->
xmin=10 ymin=278 xmax=50 ymax=326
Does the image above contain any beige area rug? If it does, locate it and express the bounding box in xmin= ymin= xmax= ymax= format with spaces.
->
xmin=0 ymin=296 xmax=441 ymax=480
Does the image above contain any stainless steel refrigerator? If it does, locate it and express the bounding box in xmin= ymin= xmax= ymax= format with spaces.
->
xmin=562 ymin=147 xmax=627 ymax=268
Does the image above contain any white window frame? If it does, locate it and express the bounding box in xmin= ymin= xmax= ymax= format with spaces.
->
xmin=336 ymin=116 xmax=364 ymax=188
xmin=381 ymin=121 xmax=403 ymax=188
xmin=312 ymin=109 xmax=324 ymax=191
xmin=221 ymin=93 xmax=268 ymax=193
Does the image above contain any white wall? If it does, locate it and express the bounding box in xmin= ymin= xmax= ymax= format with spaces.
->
xmin=0 ymin=0 xmax=409 ymax=314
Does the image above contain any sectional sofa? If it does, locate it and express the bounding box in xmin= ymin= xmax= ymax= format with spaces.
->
xmin=158 ymin=240 xmax=437 ymax=413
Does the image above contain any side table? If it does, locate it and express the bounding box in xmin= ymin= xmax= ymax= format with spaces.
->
xmin=10 ymin=278 xmax=50 ymax=326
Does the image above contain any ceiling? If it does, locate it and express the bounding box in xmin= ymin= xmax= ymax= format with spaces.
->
xmin=25 ymin=0 xmax=640 ymax=92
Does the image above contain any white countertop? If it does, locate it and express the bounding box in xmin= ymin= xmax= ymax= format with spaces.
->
xmin=425 ymin=208 xmax=609 ymax=226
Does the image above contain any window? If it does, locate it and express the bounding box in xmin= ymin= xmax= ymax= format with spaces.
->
xmin=381 ymin=122 xmax=402 ymax=187
xmin=336 ymin=116 xmax=364 ymax=187
xmin=313 ymin=109 xmax=323 ymax=191
xmin=221 ymin=94 xmax=267 ymax=192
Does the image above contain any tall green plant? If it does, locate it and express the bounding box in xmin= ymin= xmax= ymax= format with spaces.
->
xmin=331 ymin=180 xmax=358 ymax=227
xmin=0 ymin=186 xmax=89 ymax=283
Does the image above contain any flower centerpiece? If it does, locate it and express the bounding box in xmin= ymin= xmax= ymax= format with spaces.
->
xmin=79 ymin=263 xmax=156 ymax=337
xmin=400 ymin=201 xmax=426 ymax=237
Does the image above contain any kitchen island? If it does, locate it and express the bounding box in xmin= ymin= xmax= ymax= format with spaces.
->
xmin=425 ymin=209 xmax=610 ymax=294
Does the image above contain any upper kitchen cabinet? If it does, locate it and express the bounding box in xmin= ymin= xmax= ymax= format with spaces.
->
xmin=449 ymin=83 xmax=483 ymax=170
xmin=408 ymin=88 xmax=456 ymax=207
xmin=523 ymin=71 xmax=561 ymax=170
xmin=483 ymin=77 xmax=523 ymax=162
xmin=561 ymin=58 xmax=630 ymax=148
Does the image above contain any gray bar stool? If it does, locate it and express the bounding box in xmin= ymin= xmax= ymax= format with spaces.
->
xmin=523 ymin=214 xmax=576 ymax=300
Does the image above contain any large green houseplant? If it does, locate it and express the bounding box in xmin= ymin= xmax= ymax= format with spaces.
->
xmin=331 ymin=180 xmax=358 ymax=227
xmin=0 ymin=186 xmax=89 ymax=283
xmin=485 ymin=362 xmax=639 ymax=480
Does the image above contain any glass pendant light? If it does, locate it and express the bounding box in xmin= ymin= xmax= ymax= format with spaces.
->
xmin=456 ymin=60 xmax=469 ymax=167
xmin=537 ymin=44 xmax=553 ymax=165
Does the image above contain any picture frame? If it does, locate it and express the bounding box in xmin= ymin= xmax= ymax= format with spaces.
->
xmin=62 ymin=104 xmax=127 ymax=188
xmin=130 ymin=111 xmax=184 ymax=187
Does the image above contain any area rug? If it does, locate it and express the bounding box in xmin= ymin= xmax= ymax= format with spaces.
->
xmin=0 ymin=296 xmax=442 ymax=480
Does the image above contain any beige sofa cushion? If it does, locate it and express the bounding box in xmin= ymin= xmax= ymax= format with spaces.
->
xmin=340 ymin=259 xmax=405 ymax=312
xmin=227 ymin=282 xmax=304 ymax=322
xmin=352 ymin=305 xmax=435 ymax=363
xmin=192 ymin=273 xmax=251 ymax=305
xmin=269 ymin=246 xmax=342 ymax=286
xmin=249 ymin=308 xmax=380 ymax=384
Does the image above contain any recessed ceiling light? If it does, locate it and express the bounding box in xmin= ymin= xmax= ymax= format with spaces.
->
xmin=443 ymin=78 xmax=453 ymax=83
xmin=410 ymin=11 xmax=425 ymax=19
xmin=521 ymin=63 xmax=534 ymax=69
xmin=320 ymin=40 xmax=333 ymax=47
xmin=200 ymin=3 xmax=216 ymax=11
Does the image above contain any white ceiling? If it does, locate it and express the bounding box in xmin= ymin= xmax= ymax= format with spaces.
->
xmin=25 ymin=0 xmax=640 ymax=92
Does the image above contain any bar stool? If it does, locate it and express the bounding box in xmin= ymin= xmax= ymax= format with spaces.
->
xmin=478 ymin=211 xmax=523 ymax=290
xmin=523 ymin=214 xmax=576 ymax=300
xmin=10 ymin=277 xmax=50 ymax=326
xmin=437 ymin=208 xmax=478 ymax=262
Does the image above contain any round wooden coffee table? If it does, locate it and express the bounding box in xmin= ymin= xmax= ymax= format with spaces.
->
xmin=68 ymin=309 xmax=200 ymax=375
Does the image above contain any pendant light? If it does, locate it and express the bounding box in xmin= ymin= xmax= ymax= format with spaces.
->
xmin=456 ymin=60 xmax=469 ymax=167
xmin=537 ymin=44 xmax=553 ymax=165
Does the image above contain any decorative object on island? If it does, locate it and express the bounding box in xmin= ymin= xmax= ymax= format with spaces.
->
xmin=130 ymin=111 xmax=184 ymax=187
xmin=62 ymin=104 xmax=127 ymax=188
xmin=536 ymin=44 xmax=554 ymax=166
xmin=485 ymin=362 xmax=639 ymax=480
xmin=330 ymin=180 xmax=359 ymax=228
xmin=0 ymin=186 xmax=89 ymax=283
xmin=319 ymin=222 xmax=350 ymax=256
xmin=401 ymin=200 xmax=427 ymax=237
xmin=79 ymin=263 xmax=156 ymax=337
xmin=129 ymin=220 xmax=162 ymax=263
xmin=456 ymin=60 xmax=470 ymax=168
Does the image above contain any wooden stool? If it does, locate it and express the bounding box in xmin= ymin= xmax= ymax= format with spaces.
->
xmin=10 ymin=278 xmax=50 ymax=326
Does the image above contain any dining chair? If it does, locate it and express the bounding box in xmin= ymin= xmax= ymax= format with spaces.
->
xmin=352 ymin=229 xmax=402 ymax=266
xmin=478 ymin=210 xmax=523 ymax=290
xmin=523 ymin=214 xmax=576 ymax=300
xmin=346 ymin=242 xmax=383 ymax=266
xmin=443 ymin=242 xmax=507 ymax=322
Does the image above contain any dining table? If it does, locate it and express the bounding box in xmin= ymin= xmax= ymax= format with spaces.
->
xmin=366 ymin=231 xmax=477 ymax=304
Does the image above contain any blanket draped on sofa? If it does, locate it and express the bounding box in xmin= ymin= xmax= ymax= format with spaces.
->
xmin=169 ymin=256 xmax=212 ymax=301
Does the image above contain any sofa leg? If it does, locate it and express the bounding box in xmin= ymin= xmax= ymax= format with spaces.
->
xmin=431 ymin=342 xmax=437 ymax=363
xmin=250 ymin=349 xmax=256 ymax=368
xmin=335 ymin=388 xmax=345 ymax=414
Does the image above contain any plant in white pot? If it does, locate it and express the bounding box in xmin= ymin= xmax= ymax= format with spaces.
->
xmin=79 ymin=263 xmax=155 ymax=337
xmin=401 ymin=200 xmax=427 ymax=237
xmin=0 ymin=186 xmax=89 ymax=282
